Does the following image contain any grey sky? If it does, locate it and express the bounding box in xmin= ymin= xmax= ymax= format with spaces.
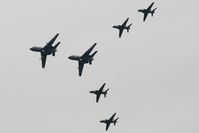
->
xmin=0 ymin=0 xmax=199 ymax=133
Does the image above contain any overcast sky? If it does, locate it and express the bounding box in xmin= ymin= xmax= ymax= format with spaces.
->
xmin=0 ymin=0 xmax=199 ymax=133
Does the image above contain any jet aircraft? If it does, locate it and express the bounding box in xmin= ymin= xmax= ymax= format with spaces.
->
xmin=90 ymin=83 xmax=109 ymax=103
xmin=68 ymin=43 xmax=97 ymax=76
xmin=112 ymin=18 xmax=132 ymax=38
xmin=100 ymin=113 xmax=119 ymax=131
xmin=30 ymin=33 xmax=60 ymax=68
xmin=138 ymin=2 xmax=157 ymax=21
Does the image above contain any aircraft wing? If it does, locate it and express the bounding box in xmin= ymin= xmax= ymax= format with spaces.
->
xmin=110 ymin=113 xmax=116 ymax=121
xmin=143 ymin=13 xmax=149 ymax=21
xmin=119 ymin=29 xmax=124 ymax=38
xmin=41 ymin=52 xmax=47 ymax=68
xmin=106 ymin=122 xmax=111 ymax=131
xmin=81 ymin=43 xmax=97 ymax=58
xmin=78 ymin=60 xmax=84 ymax=76
xmin=122 ymin=18 xmax=129 ymax=27
xmin=147 ymin=2 xmax=154 ymax=10
xmin=99 ymin=83 xmax=106 ymax=92
xmin=47 ymin=33 xmax=59 ymax=46
xmin=96 ymin=94 xmax=101 ymax=103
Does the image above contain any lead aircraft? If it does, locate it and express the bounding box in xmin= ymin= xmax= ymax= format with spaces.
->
xmin=138 ymin=2 xmax=157 ymax=21
xmin=30 ymin=33 xmax=60 ymax=68
xmin=68 ymin=43 xmax=97 ymax=76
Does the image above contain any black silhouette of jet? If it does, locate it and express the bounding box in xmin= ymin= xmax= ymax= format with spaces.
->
xmin=90 ymin=83 xmax=109 ymax=103
xmin=100 ymin=113 xmax=119 ymax=131
xmin=138 ymin=2 xmax=157 ymax=21
xmin=113 ymin=18 xmax=132 ymax=38
xmin=30 ymin=33 xmax=60 ymax=68
xmin=68 ymin=43 xmax=97 ymax=76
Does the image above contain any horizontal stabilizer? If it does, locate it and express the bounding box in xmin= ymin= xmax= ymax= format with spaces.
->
xmin=127 ymin=23 xmax=132 ymax=32
xmin=104 ymin=89 xmax=109 ymax=97
xmin=114 ymin=117 xmax=119 ymax=125
xmin=91 ymin=51 xmax=98 ymax=57
xmin=54 ymin=42 xmax=60 ymax=49
xmin=151 ymin=8 xmax=157 ymax=16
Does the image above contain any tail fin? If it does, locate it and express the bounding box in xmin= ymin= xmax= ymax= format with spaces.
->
xmin=91 ymin=51 xmax=98 ymax=57
xmin=104 ymin=89 xmax=109 ymax=97
xmin=114 ymin=117 xmax=119 ymax=125
xmin=127 ymin=23 xmax=132 ymax=33
xmin=54 ymin=42 xmax=60 ymax=49
xmin=151 ymin=8 xmax=157 ymax=16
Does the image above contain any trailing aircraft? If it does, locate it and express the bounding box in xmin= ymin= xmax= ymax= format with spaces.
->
xmin=68 ymin=43 xmax=97 ymax=76
xmin=100 ymin=113 xmax=119 ymax=131
xmin=90 ymin=83 xmax=109 ymax=103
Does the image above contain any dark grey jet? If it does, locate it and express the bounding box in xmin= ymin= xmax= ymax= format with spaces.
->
xmin=68 ymin=43 xmax=97 ymax=76
xmin=100 ymin=113 xmax=119 ymax=131
xmin=30 ymin=33 xmax=60 ymax=68
xmin=90 ymin=83 xmax=109 ymax=103
xmin=112 ymin=18 xmax=132 ymax=38
xmin=138 ymin=2 xmax=157 ymax=21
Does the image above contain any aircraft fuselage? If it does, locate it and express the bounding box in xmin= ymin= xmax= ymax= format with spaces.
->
xmin=138 ymin=9 xmax=153 ymax=14
xmin=90 ymin=90 xmax=106 ymax=95
xmin=30 ymin=46 xmax=56 ymax=55
xmin=68 ymin=55 xmax=93 ymax=64
xmin=113 ymin=25 xmax=128 ymax=30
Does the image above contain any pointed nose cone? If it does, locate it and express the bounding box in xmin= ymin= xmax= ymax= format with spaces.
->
xmin=68 ymin=56 xmax=72 ymax=60
xmin=100 ymin=120 xmax=104 ymax=123
xmin=30 ymin=47 xmax=34 ymax=51
xmin=112 ymin=26 xmax=117 ymax=29
xmin=138 ymin=9 xmax=142 ymax=12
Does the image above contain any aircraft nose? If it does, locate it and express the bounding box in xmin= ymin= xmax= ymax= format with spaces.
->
xmin=100 ymin=120 xmax=104 ymax=123
xmin=30 ymin=47 xmax=34 ymax=51
xmin=68 ymin=56 xmax=72 ymax=59
xmin=89 ymin=91 xmax=94 ymax=93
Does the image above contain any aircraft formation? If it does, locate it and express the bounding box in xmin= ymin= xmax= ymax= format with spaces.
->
xmin=30 ymin=1 xmax=157 ymax=131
